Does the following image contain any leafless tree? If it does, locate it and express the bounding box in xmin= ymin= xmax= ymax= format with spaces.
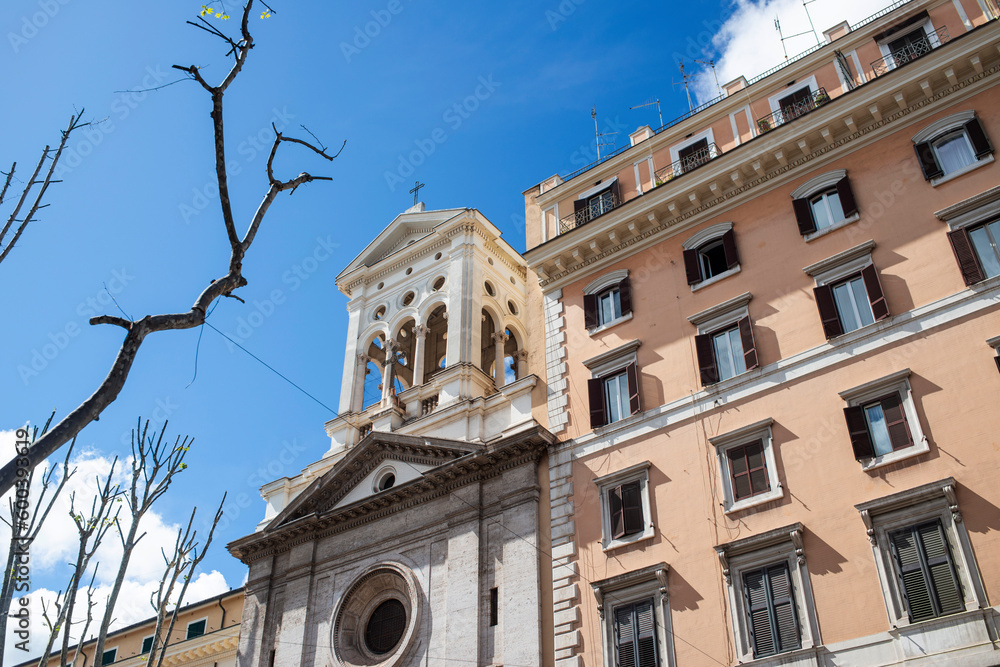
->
xmin=0 ymin=416 xmax=76 ymax=660
xmin=0 ymin=113 xmax=87 ymax=266
xmin=91 ymin=420 xmax=191 ymax=662
xmin=36 ymin=591 xmax=64 ymax=667
xmin=145 ymin=495 xmax=226 ymax=667
xmin=0 ymin=0 xmax=343 ymax=496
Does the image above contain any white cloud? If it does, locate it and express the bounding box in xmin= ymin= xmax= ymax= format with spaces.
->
xmin=691 ymin=0 xmax=900 ymax=103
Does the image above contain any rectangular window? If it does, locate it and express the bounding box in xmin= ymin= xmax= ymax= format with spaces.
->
xmin=141 ymin=636 xmax=154 ymax=654
xmin=743 ymin=563 xmax=800 ymax=658
xmin=886 ymin=26 xmax=931 ymax=66
xmin=713 ymin=327 xmax=747 ymax=381
xmin=186 ymin=619 xmax=207 ymax=640
xmin=695 ymin=316 xmax=757 ymax=386
xmin=614 ymin=599 xmax=658 ymax=667
xmin=598 ymin=288 xmax=622 ymax=324
xmin=727 ymin=441 xmax=769 ymax=501
xmin=588 ymin=362 xmax=640 ymax=429
xmin=889 ymin=521 xmax=964 ymax=622
xmin=813 ymin=264 xmax=888 ymax=339
xmin=792 ymin=174 xmax=858 ymax=236
xmin=844 ymin=392 xmax=913 ymax=460
xmin=683 ymin=229 xmax=740 ymax=285
xmin=604 ymin=370 xmax=630 ymax=424
xmin=778 ymin=87 xmax=813 ymax=122
xmin=914 ymin=116 xmax=993 ymax=181
xmin=608 ymin=481 xmax=644 ymax=540
xmin=948 ymin=219 xmax=1000 ymax=286
xmin=584 ymin=276 xmax=632 ymax=329
xmin=489 ymin=587 xmax=499 ymax=627
xmin=101 ymin=649 xmax=117 ymax=666
xmin=832 ymin=275 xmax=875 ymax=332
xmin=678 ymin=138 xmax=709 ymax=173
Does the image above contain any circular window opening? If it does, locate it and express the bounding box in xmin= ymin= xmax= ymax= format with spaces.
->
xmin=432 ymin=276 xmax=445 ymax=291
xmin=402 ymin=291 xmax=415 ymax=306
xmin=405 ymin=267 xmax=413 ymax=275
xmin=508 ymin=300 xmax=518 ymax=315
xmin=434 ymin=252 xmax=442 ymax=260
xmin=484 ymin=281 xmax=495 ymax=297
xmin=374 ymin=468 xmax=396 ymax=492
xmin=510 ymin=276 xmax=516 ymax=285
xmin=365 ymin=599 xmax=406 ymax=655
xmin=377 ymin=282 xmax=384 ymax=290
xmin=488 ymin=257 xmax=494 ymax=265
xmin=373 ymin=306 xmax=386 ymax=321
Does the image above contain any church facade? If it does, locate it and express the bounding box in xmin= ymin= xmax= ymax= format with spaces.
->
xmin=228 ymin=206 xmax=556 ymax=666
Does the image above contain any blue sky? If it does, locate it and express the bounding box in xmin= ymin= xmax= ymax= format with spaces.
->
xmin=1 ymin=0 xmax=894 ymax=656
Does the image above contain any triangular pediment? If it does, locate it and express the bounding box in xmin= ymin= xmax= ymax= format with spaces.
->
xmin=265 ymin=432 xmax=479 ymax=531
xmin=337 ymin=207 xmax=466 ymax=280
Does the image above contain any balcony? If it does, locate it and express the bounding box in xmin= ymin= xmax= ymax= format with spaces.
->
xmin=870 ymin=26 xmax=950 ymax=77
xmin=560 ymin=189 xmax=624 ymax=234
xmin=754 ymin=88 xmax=831 ymax=135
xmin=653 ymin=142 xmax=725 ymax=185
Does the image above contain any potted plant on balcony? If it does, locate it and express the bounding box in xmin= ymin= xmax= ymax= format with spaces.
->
xmin=814 ymin=91 xmax=830 ymax=106
xmin=757 ymin=118 xmax=772 ymax=133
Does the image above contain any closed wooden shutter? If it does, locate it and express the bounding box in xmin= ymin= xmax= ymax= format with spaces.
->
xmin=767 ymin=564 xmax=799 ymax=652
xmin=722 ymin=229 xmax=740 ymax=269
xmin=744 ymin=563 xmax=799 ymax=658
xmin=635 ymin=601 xmax=657 ymax=667
xmin=618 ymin=276 xmax=633 ymax=315
xmin=862 ymin=264 xmax=890 ymax=321
xmin=584 ymin=293 xmax=599 ymax=328
xmin=738 ymin=316 xmax=759 ymax=370
xmin=792 ymin=197 xmax=816 ymax=235
xmin=683 ymin=247 xmax=701 ymax=284
xmin=964 ymin=117 xmax=993 ymax=159
xmin=695 ymin=334 xmax=719 ymax=386
xmin=588 ymin=377 xmax=606 ymax=429
xmin=844 ymin=405 xmax=875 ymax=459
xmin=879 ymin=392 xmax=913 ymax=451
xmin=626 ymin=362 xmax=641 ymax=416
xmin=836 ymin=175 xmax=859 ymax=218
xmin=611 ymin=179 xmax=622 ymax=206
xmin=609 ymin=485 xmax=626 ymax=539
xmin=813 ymin=284 xmax=844 ymax=339
xmin=890 ymin=521 xmax=964 ymax=622
xmin=947 ymin=228 xmax=986 ymax=286
xmin=913 ymin=141 xmax=943 ymax=180
xmin=744 ymin=568 xmax=775 ymax=657
xmin=621 ymin=480 xmax=644 ymax=536
xmin=614 ymin=603 xmax=636 ymax=666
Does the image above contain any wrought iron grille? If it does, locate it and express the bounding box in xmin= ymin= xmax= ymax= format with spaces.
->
xmin=652 ymin=142 xmax=724 ymax=187
xmin=559 ymin=189 xmax=624 ymax=234
xmin=870 ymin=26 xmax=949 ymax=77
xmin=753 ymin=87 xmax=830 ymax=135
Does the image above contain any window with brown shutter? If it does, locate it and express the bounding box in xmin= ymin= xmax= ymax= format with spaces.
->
xmin=743 ymin=562 xmax=800 ymax=658
xmin=844 ymin=392 xmax=914 ymax=461
xmin=889 ymin=521 xmax=964 ymax=623
xmin=588 ymin=362 xmax=641 ymax=430
xmin=861 ymin=264 xmax=890 ymax=321
xmin=684 ymin=229 xmax=741 ymax=285
xmin=588 ymin=377 xmax=607 ymax=429
xmin=614 ymin=599 xmax=658 ymax=667
xmin=738 ymin=316 xmax=759 ymax=371
xmin=813 ymin=284 xmax=844 ymax=339
xmin=609 ymin=481 xmax=644 ymax=540
xmin=727 ymin=441 xmax=770 ymax=501
xmin=914 ymin=116 xmax=993 ymax=180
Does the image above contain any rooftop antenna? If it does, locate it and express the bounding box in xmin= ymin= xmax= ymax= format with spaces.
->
xmin=629 ymin=97 xmax=663 ymax=129
xmin=672 ymin=61 xmax=695 ymax=112
xmin=775 ymin=7 xmax=822 ymax=61
xmin=591 ymin=107 xmax=617 ymax=161
xmin=803 ymin=0 xmax=822 ymax=46
xmin=694 ymin=59 xmax=723 ymax=98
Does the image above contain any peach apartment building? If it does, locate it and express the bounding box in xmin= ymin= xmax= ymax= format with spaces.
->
xmin=17 ymin=587 xmax=244 ymax=667
xmin=522 ymin=0 xmax=1000 ymax=664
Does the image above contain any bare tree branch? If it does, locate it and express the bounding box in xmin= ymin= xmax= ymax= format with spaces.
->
xmin=0 ymin=0 xmax=343 ymax=497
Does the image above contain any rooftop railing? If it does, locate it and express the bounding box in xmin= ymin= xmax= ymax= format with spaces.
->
xmin=870 ymin=26 xmax=950 ymax=77
xmin=754 ymin=88 xmax=831 ymax=135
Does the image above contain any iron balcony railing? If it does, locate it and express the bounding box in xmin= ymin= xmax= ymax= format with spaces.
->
xmin=870 ymin=26 xmax=950 ymax=77
xmin=754 ymin=87 xmax=831 ymax=135
xmin=559 ymin=189 xmax=624 ymax=233
xmin=652 ymin=142 xmax=724 ymax=186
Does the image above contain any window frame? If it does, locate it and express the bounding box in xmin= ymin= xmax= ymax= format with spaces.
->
xmin=912 ymin=111 xmax=994 ymax=185
xmin=715 ymin=523 xmax=820 ymax=662
xmin=876 ymin=15 xmax=939 ymax=69
xmin=141 ymin=635 xmax=155 ymax=654
xmin=594 ymin=461 xmax=654 ymax=551
xmin=669 ymin=128 xmax=716 ymax=174
xmin=987 ymin=334 xmax=1000 ymax=374
xmin=855 ymin=478 xmax=988 ymax=629
xmin=839 ymin=368 xmax=929 ymax=470
xmin=583 ymin=270 xmax=633 ymax=333
xmin=935 ymin=183 xmax=1000 ymax=286
xmin=790 ymin=169 xmax=860 ymax=239
xmin=592 ymin=563 xmax=675 ymax=667
xmin=766 ymin=75 xmax=819 ymax=120
xmin=710 ymin=418 xmax=783 ymax=513
xmin=804 ymin=240 xmax=889 ymax=339
xmin=573 ymin=177 xmax=622 ymax=226
xmin=584 ymin=340 xmax=642 ymax=430
xmin=682 ymin=223 xmax=741 ymax=290
xmin=688 ymin=291 xmax=758 ymax=387
xmin=100 ymin=648 xmax=117 ymax=666
xmin=186 ymin=617 xmax=208 ymax=640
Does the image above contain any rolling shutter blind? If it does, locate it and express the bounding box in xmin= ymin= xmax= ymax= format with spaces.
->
xmin=738 ymin=316 xmax=759 ymax=370
xmin=618 ymin=276 xmax=633 ymax=315
xmin=964 ymin=117 xmax=993 ymax=159
xmin=588 ymin=377 xmax=606 ymax=429
xmin=844 ymin=405 xmax=875 ymax=459
xmin=722 ymin=229 xmax=740 ymax=269
xmin=913 ymin=141 xmax=943 ymax=180
xmin=813 ymin=284 xmax=844 ymax=339
xmin=626 ymin=362 xmax=641 ymax=416
xmin=792 ymin=197 xmax=816 ymax=235
xmin=694 ymin=334 xmax=719 ymax=386
xmin=683 ymin=248 xmax=701 ymax=284
xmin=947 ymin=228 xmax=986 ymax=286
xmin=879 ymin=393 xmax=913 ymax=450
xmin=836 ymin=176 xmax=859 ymax=218
xmin=584 ymin=293 xmax=599 ymax=328
xmin=862 ymin=264 xmax=890 ymax=321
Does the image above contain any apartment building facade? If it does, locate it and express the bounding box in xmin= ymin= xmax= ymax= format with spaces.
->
xmin=522 ymin=0 xmax=1000 ymax=664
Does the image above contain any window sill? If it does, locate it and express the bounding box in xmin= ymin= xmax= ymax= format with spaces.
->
xmin=588 ymin=311 xmax=633 ymax=336
xmin=930 ymin=154 xmax=994 ymax=187
xmin=804 ymin=213 xmax=861 ymax=242
xmin=861 ymin=437 xmax=930 ymax=471
xmin=602 ymin=528 xmax=655 ymax=553
xmin=690 ymin=264 xmax=741 ymax=292
xmin=725 ymin=487 xmax=784 ymax=515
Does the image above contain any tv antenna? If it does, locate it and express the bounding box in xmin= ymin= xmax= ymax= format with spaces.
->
xmin=774 ymin=1 xmax=821 ymax=61
xmin=694 ymin=59 xmax=723 ymax=98
xmin=591 ymin=107 xmax=617 ymax=161
xmin=673 ymin=61 xmax=695 ymax=112
xmin=629 ymin=97 xmax=663 ymax=128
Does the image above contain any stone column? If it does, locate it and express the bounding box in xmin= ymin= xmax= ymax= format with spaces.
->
xmin=412 ymin=324 xmax=429 ymax=387
xmin=493 ymin=332 xmax=508 ymax=388
xmin=515 ymin=349 xmax=528 ymax=380
xmin=381 ymin=340 xmax=400 ymax=406
xmin=351 ymin=353 xmax=370 ymax=413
